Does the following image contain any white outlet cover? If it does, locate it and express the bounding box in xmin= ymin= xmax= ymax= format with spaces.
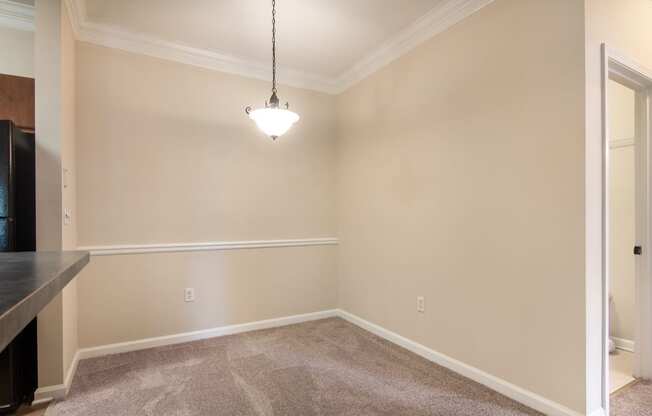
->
xmin=417 ymin=296 xmax=425 ymax=313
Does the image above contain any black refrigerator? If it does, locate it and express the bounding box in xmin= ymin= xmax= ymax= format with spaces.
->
xmin=0 ymin=120 xmax=37 ymax=414
xmin=0 ymin=120 xmax=35 ymax=252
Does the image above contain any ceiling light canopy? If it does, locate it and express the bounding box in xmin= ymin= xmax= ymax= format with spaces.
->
xmin=246 ymin=0 xmax=299 ymax=140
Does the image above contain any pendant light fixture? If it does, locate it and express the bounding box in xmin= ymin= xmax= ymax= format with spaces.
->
xmin=245 ymin=0 xmax=299 ymax=140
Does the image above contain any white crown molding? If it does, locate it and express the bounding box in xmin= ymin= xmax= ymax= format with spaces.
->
xmin=333 ymin=0 xmax=495 ymax=93
xmin=78 ymin=237 xmax=339 ymax=256
xmin=14 ymin=0 xmax=494 ymax=94
xmin=0 ymin=0 xmax=34 ymax=31
xmin=65 ymin=0 xmax=340 ymax=94
xmin=64 ymin=0 xmax=84 ymax=37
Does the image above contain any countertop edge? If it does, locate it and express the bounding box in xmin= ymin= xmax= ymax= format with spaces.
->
xmin=0 ymin=251 xmax=90 ymax=352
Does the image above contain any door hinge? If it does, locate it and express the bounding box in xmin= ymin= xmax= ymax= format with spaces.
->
xmin=634 ymin=245 xmax=642 ymax=255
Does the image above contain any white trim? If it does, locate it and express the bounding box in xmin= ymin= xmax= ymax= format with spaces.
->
xmin=604 ymin=46 xmax=652 ymax=383
xmin=600 ymin=44 xmax=610 ymax=414
xmin=2 ymin=0 xmax=495 ymax=93
xmin=33 ymin=350 xmax=81 ymax=404
xmin=613 ymin=337 xmax=635 ymax=353
xmin=609 ymin=138 xmax=635 ymax=149
xmin=78 ymin=238 xmax=339 ymax=256
xmin=609 ymin=48 xmax=652 ymax=90
xmin=63 ymin=351 xmax=81 ymax=396
xmin=0 ymin=0 xmax=33 ymax=31
xmin=602 ymin=45 xmax=652 ymax=416
xmin=57 ymin=0 xmax=493 ymax=95
xmin=77 ymin=310 xmax=337 ymax=360
xmin=37 ymin=309 xmax=583 ymax=415
xmin=32 ymin=311 xmax=335 ymax=403
xmin=337 ymin=309 xmax=584 ymax=416
xmin=73 ymin=19 xmax=340 ymax=94
xmin=62 ymin=0 xmax=339 ymax=94
xmin=589 ymin=409 xmax=607 ymax=416
xmin=333 ymin=0 xmax=494 ymax=93
xmin=63 ymin=0 xmax=83 ymax=38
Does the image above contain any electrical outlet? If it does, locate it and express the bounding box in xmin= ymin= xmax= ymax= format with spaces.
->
xmin=184 ymin=288 xmax=195 ymax=302
xmin=416 ymin=296 xmax=425 ymax=313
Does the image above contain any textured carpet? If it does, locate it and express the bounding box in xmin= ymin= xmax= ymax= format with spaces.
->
xmin=612 ymin=380 xmax=652 ymax=416
xmin=46 ymin=318 xmax=541 ymax=416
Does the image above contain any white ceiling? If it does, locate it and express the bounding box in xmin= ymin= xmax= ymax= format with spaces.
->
xmin=84 ymin=0 xmax=443 ymax=79
xmin=0 ymin=0 xmax=492 ymax=93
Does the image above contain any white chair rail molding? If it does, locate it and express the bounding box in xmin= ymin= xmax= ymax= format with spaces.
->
xmin=77 ymin=238 xmax=340 ymax=256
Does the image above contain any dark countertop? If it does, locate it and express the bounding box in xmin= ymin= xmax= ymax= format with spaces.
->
xmin=0 ymin=251 xmax=90 ymax=351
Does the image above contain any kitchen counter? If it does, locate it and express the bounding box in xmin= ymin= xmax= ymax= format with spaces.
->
xmin=0 ymin=251 xmax=89 ymax=351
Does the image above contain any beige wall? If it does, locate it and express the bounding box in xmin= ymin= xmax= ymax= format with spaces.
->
xmin=336 ymin=0 xmax=586 ymax=412
xmin=0 ymin=26 xmax=33 ymax=78
xmin=78 ymin=248 xmax=336 ymax=347
xmin=608 ymin=80 xmax=636 ymax=343
xmin=36 ymin=0 xmax=650 ymax=412
xmin=34 ymin=0 xmax=79 ymax=388
xmin=586 ymin=0 xmax=652 ymax=406
xmin=61 ymin=4 xmax=79 ymax=381
xmin=74 ymin=42 xmax=338 ymax=348
xmin=35 ymin=0 xmax=64 ymax=388
xmin=75 ymin=44 xmax=335 ymax=245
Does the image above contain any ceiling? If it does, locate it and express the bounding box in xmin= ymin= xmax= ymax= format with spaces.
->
xmin=83 ymin=0 xmax=443 ymax=79
xmin=0 ymin=0 xmax=492 ymax=93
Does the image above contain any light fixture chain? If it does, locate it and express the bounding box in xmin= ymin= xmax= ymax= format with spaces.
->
xmin=246 ymin=0 xmax=298 ymax=140
xmin=271 ymin=0 xmax=277 ymax=94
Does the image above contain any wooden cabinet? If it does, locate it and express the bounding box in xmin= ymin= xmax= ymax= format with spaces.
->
xmin=0 ymin=74 xmax=35 ymax=132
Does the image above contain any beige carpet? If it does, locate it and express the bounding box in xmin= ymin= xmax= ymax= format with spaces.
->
xmin=612 ymin=381 xmax=652 ymax=416
xmin=46 ymin=318 xmax=541 ymax=416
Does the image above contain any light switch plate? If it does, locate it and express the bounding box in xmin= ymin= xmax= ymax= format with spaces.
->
xmin=64 ymin=208 xmax=72 ymax=225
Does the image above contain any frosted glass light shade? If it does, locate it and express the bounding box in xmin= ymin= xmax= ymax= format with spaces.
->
xmin=248 ymin=107 xmax=300 ymax=138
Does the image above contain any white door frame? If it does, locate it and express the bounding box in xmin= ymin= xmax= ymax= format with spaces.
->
xmin=601 ymin=44 xmax=652 ymax=411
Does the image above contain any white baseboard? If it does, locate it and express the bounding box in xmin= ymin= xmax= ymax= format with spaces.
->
xmin=78 ymin=309 xmax=338 ymax=360
xmin=33 ymin=349 xmax=81 ymax=404
xmin=588 ymin=408 xmax=607 ymax=416
xmin=32 ymin=310 xmax=336 ymax=403
xmin=613 ymin=337 xmax=635 ymax=353
xmin=337 ymin=309 xmax=585 ymax=416
xmin=35 ymin=308 xmax=586 ymax=416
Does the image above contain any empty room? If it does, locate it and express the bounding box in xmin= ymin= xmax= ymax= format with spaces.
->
xmin=1 ymin=0 xmax=651 ymax=415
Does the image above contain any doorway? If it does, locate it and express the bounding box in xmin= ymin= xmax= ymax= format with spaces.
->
xmin=607 ymin=78 xmax=638 ymax=393
xmin=602 ymin=46 xmax=652 ymax=413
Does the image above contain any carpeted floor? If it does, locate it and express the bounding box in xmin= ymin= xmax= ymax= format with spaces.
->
xmin=46 ymin=318 xmax=541 ymax=416
xmin=612 ymin=380 xmax=652 ymax=416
